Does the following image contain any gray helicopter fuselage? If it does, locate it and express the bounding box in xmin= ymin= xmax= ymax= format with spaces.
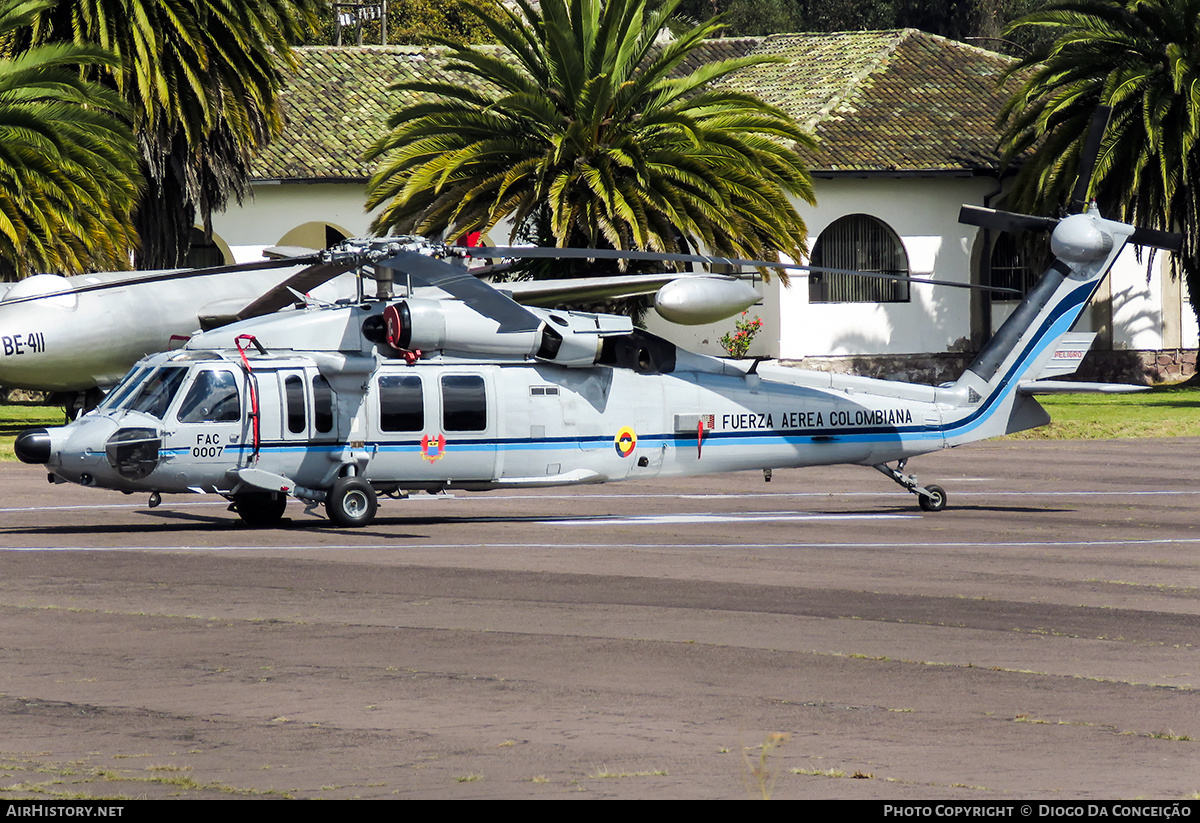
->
xmin=20 ymin=204 xmax=1167 ymax=527
xmin=39 ymin=338 xmax=953 ymax=498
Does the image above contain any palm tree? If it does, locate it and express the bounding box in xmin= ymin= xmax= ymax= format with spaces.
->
xmin=0 ymin=0 xmax=140 ymax=279
xmin=998 ymin=0 xmax=1200 ymax=323
xmin=24 ymin=0 xmax=324 ymax=269
xmin=366 ymin=0 xmax=816 ymax=268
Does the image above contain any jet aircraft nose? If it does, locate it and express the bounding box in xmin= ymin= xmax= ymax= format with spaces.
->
xmin=14 ymin=427 xmax=51 ymax=464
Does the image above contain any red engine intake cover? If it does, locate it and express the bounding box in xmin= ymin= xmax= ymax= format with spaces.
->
xmin=382 ymin=302 xmax=410 ymax=350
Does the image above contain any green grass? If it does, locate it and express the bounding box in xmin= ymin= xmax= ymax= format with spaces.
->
xmin=1004 ymin=386 xmax=1200 ymax=440
xmin=0 ymin=402 xmax=62 ymax=461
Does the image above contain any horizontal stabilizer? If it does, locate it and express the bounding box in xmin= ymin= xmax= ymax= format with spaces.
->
xmin=1129 ymin=226 xmax=1183 ymax=253
xmin=1029 ymin=331 xmax=1096 ymax=380
xmin=958 ymin=206 xmax=1181 ymax=251
xmin=1017 ymin=380 xmax=1150 ymax=395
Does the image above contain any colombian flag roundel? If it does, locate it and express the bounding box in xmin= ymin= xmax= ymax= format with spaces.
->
xmin=614 ymin=426 xmax=637 ymax=457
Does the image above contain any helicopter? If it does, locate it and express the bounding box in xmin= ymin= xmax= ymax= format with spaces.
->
xmin=12 ymin=206 xmax=1179 ymax=527
xmin=12 ymin=110 xmax=1182 ymax=528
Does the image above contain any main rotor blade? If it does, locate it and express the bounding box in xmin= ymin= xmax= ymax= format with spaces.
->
xmin=377 ymin=250 xmax=543 ymax=331
xmin=464 ymin=246 xmax=1020 ymax=295
xmin=235 ymin=259 xmax=362 ymax=320
xmin=1069 ymin=105 xmax=1112 ymax=214
xmin=0 ymin=255 xmax=322 ymax=309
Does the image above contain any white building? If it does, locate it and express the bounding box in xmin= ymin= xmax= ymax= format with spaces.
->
xmin=209 ymin=31 xmax=1197 ymax=385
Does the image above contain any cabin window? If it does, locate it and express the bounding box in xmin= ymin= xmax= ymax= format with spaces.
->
xmin=284 ymin=375 xmax=306 ymax=434
xmin=379 ymin=374 xmax=423 ymax=432
xmin=808 ymin=214 xmax=910 ymax=303
xmin=313 ymin=375 xmax=334 ymax=434
xmin=127 ymin=367 xmax=188 ymax=418
xmin=442 ymin=374 xmax=487 ymax=432
xmin=177 ymin=370 xmax=240 ymax=423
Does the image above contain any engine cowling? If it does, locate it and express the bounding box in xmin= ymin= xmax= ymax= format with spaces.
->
xmin=379 ymin=299 xmax=631 ymax=367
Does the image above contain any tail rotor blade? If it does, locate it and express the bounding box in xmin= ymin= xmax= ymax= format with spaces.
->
xmin=959 ymin=205 xmax=1059 ymax=233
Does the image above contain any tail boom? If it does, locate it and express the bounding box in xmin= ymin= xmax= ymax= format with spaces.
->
xmin=943 ymin=209 xmax=1139 ymax=445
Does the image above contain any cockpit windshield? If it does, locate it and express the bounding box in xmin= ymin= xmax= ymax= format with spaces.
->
xmin=124 ymin=367 xmax=189 ymax=419
xmin=95 ymin=366 xmax=151 ymax=412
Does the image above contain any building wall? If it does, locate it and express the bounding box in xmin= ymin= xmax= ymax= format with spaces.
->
xmin=645 ymin=176 xmax=994 ymax=359
xmin=212 ymin=176 xmax=1199 ymax=378
xmin=1107 ymin=249 xmax=1199 ymax=350
xmin=210 ymin=181 xmax=375 ymax=262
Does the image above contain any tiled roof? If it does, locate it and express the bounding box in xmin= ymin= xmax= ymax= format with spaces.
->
xmin=736 ymin=30 xmax=1026 ymax=174
xmin=253 ymin=29 xmax=1022 ymax=181
xmin=255 ymin=46 xmax=453 ymax=181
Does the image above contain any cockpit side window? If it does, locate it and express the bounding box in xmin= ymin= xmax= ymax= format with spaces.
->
xmin=127 ymin=367 xmax=188 ymax=419
xmin=177 ymin=370 xmax=241 ymax=423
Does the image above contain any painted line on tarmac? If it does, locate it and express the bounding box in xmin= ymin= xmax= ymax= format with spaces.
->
xmin=0 ymin=488 xmax=1194 ymax=516
xmin=0 ymin=501 xmax=229 ymax=514
xmin=4 ymin=536 xmax=1200 ymax=552
xmin=542 ymin=512 xmax=916 ymax=525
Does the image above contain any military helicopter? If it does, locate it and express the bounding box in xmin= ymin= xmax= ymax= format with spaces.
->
xmin=13 ymin=111 xmax=1182 ymax=528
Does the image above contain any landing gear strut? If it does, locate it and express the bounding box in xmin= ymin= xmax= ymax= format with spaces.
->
xmin=873 ymin=460 xmax=947 ymax=512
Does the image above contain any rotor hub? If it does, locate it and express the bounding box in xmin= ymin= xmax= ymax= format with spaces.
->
xmin=1051 ymin=214 xmax=1114 ymax=264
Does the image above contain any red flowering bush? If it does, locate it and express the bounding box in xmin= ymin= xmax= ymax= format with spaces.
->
xmin=719 ymin=311 xmax=763 ymax=358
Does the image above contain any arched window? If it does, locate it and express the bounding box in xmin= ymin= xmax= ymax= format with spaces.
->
xmin=277 ymin=222 xmax=350 ymax=251
xmin=808 ymin=214 xmax=909 ymax=303
xmin=988 ymin=231 xmax=1043 ymax=300
xmin=184 ymin=227 xmax=230 ymax=268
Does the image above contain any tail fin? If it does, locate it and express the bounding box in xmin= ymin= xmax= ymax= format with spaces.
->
xmin=942 ymin=207 xmax=1166 ymax=444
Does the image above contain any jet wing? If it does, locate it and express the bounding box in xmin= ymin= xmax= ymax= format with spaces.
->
xmin=502 ymin=272 xmax=711 ymax=306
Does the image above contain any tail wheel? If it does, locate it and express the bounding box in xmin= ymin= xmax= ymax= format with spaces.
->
xmin=918 ymin=484 xmax=947 ymax=512
xmin=326 ymin=477 xmax=378 ymax=527
xmin=232 ymin=491 xmax=287 ymax=527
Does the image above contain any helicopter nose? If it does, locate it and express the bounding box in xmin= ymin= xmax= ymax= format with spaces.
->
xmin=14 ymin=427 xmax=51 ymax=464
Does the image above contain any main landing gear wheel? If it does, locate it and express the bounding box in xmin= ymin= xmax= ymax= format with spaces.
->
xmin=326 ymin=476 xmax=378 ymax=527
xmin=232 ymin=491 xmax=287 ymax=527
xmin=917 ymin=484 xmax=947 ymax=512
